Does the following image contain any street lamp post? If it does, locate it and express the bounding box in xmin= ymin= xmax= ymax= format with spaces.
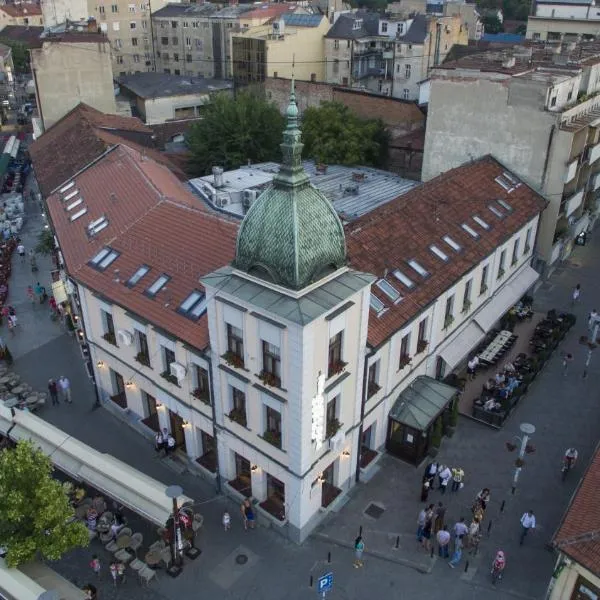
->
xmin=166 ymin=484 xmax=183 ymax=578
xmin=511 ymin=423 xmax=536 ymax=494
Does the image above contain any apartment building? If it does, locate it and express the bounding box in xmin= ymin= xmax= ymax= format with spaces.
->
xmin=31 ymin=84 xmax=545 ymax=543
xmin=232 ymin=13 xmax=330 ymax=85
xmin=526 ymin=0 xmax=600 ymax=42
xmin=0 ymin=3 xmax=43 ymax=28
xmin=423 ymin=42 xmax=600 ymax=271
xmin=324 ymin=11 xmax=467 ymax=100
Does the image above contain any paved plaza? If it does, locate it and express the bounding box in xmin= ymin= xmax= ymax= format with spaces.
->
xmin=6 ymin=180 xmax=600 ymax=599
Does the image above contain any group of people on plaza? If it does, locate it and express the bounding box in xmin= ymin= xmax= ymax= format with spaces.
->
xmin=47 ymin=375 xmax=71 ymax=404
xmin=421 ymin=461 xmax=465 ymax=500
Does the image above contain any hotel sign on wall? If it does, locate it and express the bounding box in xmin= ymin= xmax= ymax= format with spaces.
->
xmin=311 ymin=371 xmax=326 ymax=450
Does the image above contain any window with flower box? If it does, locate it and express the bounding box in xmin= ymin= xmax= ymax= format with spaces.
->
xmin=328 ymin=332 xmax=346 ymax=378
xmin=259 ymin=341 xmax=281 ymax=387
xmin=192 ymin=364 xmax=210 ymax=405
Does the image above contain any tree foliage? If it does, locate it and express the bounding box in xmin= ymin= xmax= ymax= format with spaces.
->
xmin=476 ymin=0 xmax=531 ymax=21
xmin=0 ymin=441 xmax=89 ymax=567
xmin=300 ymin=102 xmax=389 ymax=168
xmin=482 ymin=15 xmax=504 ymax=33
xmin=186 ymin=91 xmax=285 ymax=176
xmin=35 ymin=229 xmax=54 ymax=255
xmin=0 ymin=40 xmax=30 ymax=73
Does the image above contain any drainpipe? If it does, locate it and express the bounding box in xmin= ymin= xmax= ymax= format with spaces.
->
xmin=206 ymin=351 xmax=222 ymax=495
xmin=355 ymin=348 xmax=373 ymax=483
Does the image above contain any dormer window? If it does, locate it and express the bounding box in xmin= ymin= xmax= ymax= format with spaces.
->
xmin=408 ymin=259 xmax=429 ymax=277
xmin=352 ymin=18 xmax=362 ymax=30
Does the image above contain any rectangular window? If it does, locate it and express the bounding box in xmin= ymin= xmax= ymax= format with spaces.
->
xmin=229 ymin=387 xmax=247 ymax=427
xmin=145 ymin=274 xmax=169 ymax=297
xmin=112 ymin=21 xmax=120 ymax=30
xmin=172 ymin=38 xmax=178 ymax=46
xmin=226 ymin=324 xmax=244 ymax=361
xmin=178 ymin=290 xmax=206 ymax=319
xmin=525 ymin=227 xmax=532 ymax=252
xmin=512 ymin=238 xmax=520 ymax=265
xmin=132 ymin=37 xmax=138 ymax=45
xmin=334 ymin=39 xmax=339 ymax=50
xmin=136 ymin=330 xmax=150 ymax=366
xmin=326 ymin=395 xmax=339 ymax=438
xmin=195 ymin=39 xmax=203 ymax=50
xmin=114 ymin=39 xmax=122 ymax=49
xmin=480 ymin=265 xmax=488 ymax=294
xmin=183 ymin=20 xmax=188 ymax=27
xmin=111 ymin=4 xmax=118 ymax=12
xmin=161 ymin=37 xmax=168 ymax=45
xmin=193 ymin=364 xmax=210 ymax=404
xmin=99 ymin=5 xmax=105 ymax=13
xmin=128 ymin=3 xmax=135 ymax=11
xmin=328 ymin=331 xmax=344 ymax=378
xmin=402 ymin=88 xmax=409 ymax=100
xmin=399 ymin=333 xmax=410 ymax=367
xmin=443 ymin=235 xmax=461 ymax=252
xmin=463 ymin=279 xmax=472 ymax=312
xmin=173 ymin=53 xmax=179 ymax=62
xmin=498 ymin=250 xmax=506 ymax=278
xmin=444 ymin=295 xmax=454 ymax=328
xmin=462 ymin=223 xmax=480 ymax=238
xmin=186 ymin=53 xmax=192 ymax=62
xmin=417 ymin=318 xmax=428 ymax=353
xmin=102 ymin=310 xmax=115 ymax=344
xmin=367 ymin=361 xmax=380 ymax=398
xmin=261 ymin=341 xmax=281 ymax=386
xmin=163 ymin=347 xmax=175 ymax=372
xmin=264 ymin=406 xmax=282 ymax=448
xmin=376 ymin=279 xmax=401 ymax=302
xmin=408 ymin=259 xmax=428 ymax=277
xmin=192 ymin=21 xmax=199 ymax=28
xmin=171 ymin=20 xmax=177 ymax=28
xmin=133 ymin=54 xmax=140 ymax=63
xmin=185 ymin=36 xmax=191 ymax=46
xmin=405 ymin=64 xmax=411 ymax=79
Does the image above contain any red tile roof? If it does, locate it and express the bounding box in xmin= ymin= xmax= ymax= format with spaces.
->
xmin=29 ymin=103 xmax=182 ymax=197
xmin=241 ymin=3 xmax=297 ymax=20
xmin=346 ymin=155 xmax=547 ymax=348
xmin=46 ymin=145 xmax=238 ymax=350
xmin=0 ymin=4 xmax=42 ymax=17
xmin=554 ymin=446 xmax=600 ymax=576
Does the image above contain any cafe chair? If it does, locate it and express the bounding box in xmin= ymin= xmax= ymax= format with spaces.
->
xmin=114 ymin=549 xmax=133 ymax=564
xmin=129 ymin=558 xmax=146 ymax=572
xmin=117 ymin=527 xmax=132 ymax=539
xmin=138 ymin=566 xmax=158 ymax=586
xmin=129 ymin=533 xmax=143 ymax=555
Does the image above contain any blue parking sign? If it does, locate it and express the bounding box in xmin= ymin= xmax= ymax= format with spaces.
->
xmin=318 ymin=572 xmax=333 ymax=594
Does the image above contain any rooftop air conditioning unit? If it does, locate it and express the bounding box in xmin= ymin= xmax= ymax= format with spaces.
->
xmin=329 ymin=429 xmax=345 ymax=452
xmin=242 ymin=189 xmax=256 ymax=208
xmin=215 ymin=196 xmax=228 ymax=208
xmin=117 ymin=329 xmax=133 ymax=346
xmin=170 ymin=361 xmax=187 ymax=382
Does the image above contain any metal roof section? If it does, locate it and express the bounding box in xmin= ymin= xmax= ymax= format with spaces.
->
xmin=188 ymin=161 xmax=419 ymax=221
xmin=282 ymin=13 xmax=323 ymax=27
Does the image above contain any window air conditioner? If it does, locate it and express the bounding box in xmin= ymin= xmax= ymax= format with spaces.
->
xmin=329 ymin=429 xmax=345 ymax=452
xmin=117 ymin=329 xmax=133 ymax=346
xmin=170 ymin=361 xmax=187 ymax=382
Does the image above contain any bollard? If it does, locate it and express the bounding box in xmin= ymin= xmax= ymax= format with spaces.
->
xmin=487 ymin=521 xmax=493 ymax=535
xmin=359 ymin=526 xmax=363 ymax=537
xmin=309 ymin=575 xmax=313 ymax=588
xmin=395 ymin=536 xmax=400 ymax=549
xmin=500 ymin=500 xmax=505 ymax=513
xmin=464 ymin=560 xmax=469 ymax=573
xmin=430 ymin=546 xmax=434 ymax=558
xmin=328 ymin=552 xmax=331 ymax=564
xmin=511 ymin=486 xmax=516 ymax=495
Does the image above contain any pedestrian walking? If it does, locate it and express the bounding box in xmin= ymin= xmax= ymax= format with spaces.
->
xmin=467 ymin=356 xmax=479 ymax=380
xmin=438 ymin=465 xmax=452 ymax=494
xmin=353 ymin=536 xmax=365 ymax=568
xmin=437 ymin=526 xmax=451 ymax=559
xmin=562 ymin=352 xmax=574 ymax=376
xmin=154 ymin=430 xmax=165 ymax=456
xmin=417 ymin=506 xmax=427 ymax=541
xmin=222 ymin=511 xmax=231 ymax=531
xmin=519 ymin=510 xmax=536 ymax=545
xmin=467 ymin=517 xmax=481 ymax=554
xmin=48 ymin=378 xmax=59 ymax=406
xmin=7 ymin=314 xmax=16 ymax=337
xmin=109 ymin=562 xmax=118 ymax=586
xmin=241 ymin=498 xmax=256 ymax=530
xmin=475 ymin=488 xmax=491 ymax=511
xmin=420 ymin=478 xmax=430 ymax=502
xmin=434 ymin=501 xmax=446 ymax=533
xmin=453 ymin=518 xmax=469 ymax=548
xmin=423 ymin=461 xmax=438 ymax=487
xmin=58 ymin=375 xmax=71 ymax=403
xmin=17 ymin=243 xmax=25 ymax=262
xmin=451 ymin=466 xmax=464 ymax=492
xmin=448 ymin=535 xmax=464 ymax=568
xmin=34 ymin=282 xmax=44 ymax=304
xmin=588 ymin=309 xmax=598 ymax=332
xmin=421 ymin=508 xmax=434 ymax=552
xmin=89 ymin=555 xmax=101 ymax=578
xmin=166 ymin=433 xmax=176 ymax=455
xmin=572 ymin=284 xmax=581 ymax=306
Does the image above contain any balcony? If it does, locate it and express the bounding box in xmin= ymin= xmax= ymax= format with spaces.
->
xmin=565 ymin=189 xmax=584 ymax=217
xmin=564 ymin=159 xmax=578 ymax=183
xmin=590 ymin=142 xmax=600 ymax=164
xmin=135 ymin=352 xmax=151 ymax=367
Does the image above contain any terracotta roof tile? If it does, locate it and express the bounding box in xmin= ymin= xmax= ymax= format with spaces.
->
xmin=554 ymin=447 xmax=600 ymax=576
xmin=0 ymin=4 xmax=41 ymax=17
xmin=30 ymin=103 xmax=162 ymax=197
xmin=241 ymin=3 xmax=297 ymax=20
xmin=346 ymin=156 xmax=547 ymax=348
xmin=47 ymin=145 xmax=238 ymax=350
xmin=0 ymin=25 xmax=44 ymax=48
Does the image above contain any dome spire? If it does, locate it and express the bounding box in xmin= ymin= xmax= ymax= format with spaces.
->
xmin=272 ymin=77 xmax=310 ymax=189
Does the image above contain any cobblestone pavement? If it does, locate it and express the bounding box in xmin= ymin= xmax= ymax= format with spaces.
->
xmin=6 ymin=176 xmax=600 ymax=599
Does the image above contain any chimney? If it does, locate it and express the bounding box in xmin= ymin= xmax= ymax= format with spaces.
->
xmin=88 ymin=17 xmax=97 ymax=32
xmin=212 ymin=166 xmax=224 ymax=188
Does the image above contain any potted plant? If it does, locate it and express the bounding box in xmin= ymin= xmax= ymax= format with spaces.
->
xmin=258 ymin=370 xmax=280 ymax=388
xmin=399 ymin=353 xmax=412 ymax=369
xmin=417 ymin=339 xmax=428 ymax=354
xmin=326 ymin=418 xmax=341 ymax=439
xmin=222 ymin=350 xmax=244 ymax=369
xmin=429 ymin=417 xmax=443 ymax=456
xmin=367 ymin=381 xmax=381 ymax=398
xmin=461 ymin=301 xmax=472 ymax=314
xmin=160 ymin=370 xmax=178 ymax=385
xmin=443 ymin=315 xmax=454 ymax=329
xmin=262 ymin=430 xmax=282 ymax=448
xmin=135 ymin=352 xmax=150 ymax=367
xmin=192 ymin=387 xmax=210 ymax=405
xmin=328 ymin=359 xmax=347 ymax=378
xmin=228 ymin=408 xmax=247 ymax=427
xmin=102 ymin=331 xmax=116 ymax=345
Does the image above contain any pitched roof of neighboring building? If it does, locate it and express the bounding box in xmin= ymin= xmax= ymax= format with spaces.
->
xmin=29 ymin=103 xmax=163 ymax=197
xmin=0 ymin=25 xmax=43 ymax=47
xmin=398 ymin=14 xmax=429 ymax=44
xmin=211 ymin=4 xmax=255 ymax=18
xmin=0 ymin=3 xmax=42 ymax=16
xmin=346 ymin=155 xmax=547 ymax=348
xmin=553 ymin=445 xmax=600 ymax=575
xmin=118 ymin=73 xmax=233 ymax=99
xmin=325 ymin=11 xmax=380 ymax=39
xmin=150 ymin=118 xmax=201 ymax=150
xmin=241 ymin=3 xmax=298 ymax=20
xmin=46 ymin=144 xmax=238 ymax=351
xmin=152 ymin=2 xmax=218 ymax=18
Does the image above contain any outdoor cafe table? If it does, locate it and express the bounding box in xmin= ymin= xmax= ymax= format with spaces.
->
xmin=3 ymin=396 xmax=18 ymax=408
xmin=478 ymin=330 xmax=513 ymax=364
xmin=116 ymin=535 xmax=132 ymax=549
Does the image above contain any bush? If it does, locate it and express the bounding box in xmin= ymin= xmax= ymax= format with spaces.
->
xmin=449 ymin=397 xmax=459 ymax=427
xmin=430 ymin=417 xmax=443 ymax=448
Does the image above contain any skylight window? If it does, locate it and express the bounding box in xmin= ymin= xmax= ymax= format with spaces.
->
xmin=503 ymin=171 xmax=520 ymax=185
xmin=393 ymin=269 xmax=414 ymax=289
xmin=430 ymin=244 xmax=448 ymax=261
xmin=63 ymin=189 xmax=79 ymax=202
xmin=376 ymin=279 xmax=402 ymax=303
xmin=408 ymin=259 xmax=429 ymax=277
xmin=461 ymin=223 xmax=480 ymax=239
xmin=497 ymin=199 xmax=514 ymax=213
xmin=443 ymin=235 xmax=461 ymax=252
xmin=146 ymin=274 xmax=170 ymax=297
xmin=126 ymin=265 xmax=150 ymax=287
xmin=70 ymin=207 xmax=87 ymax=222
xmin=473 ymin=215 xmax=490 ymax=230
xmin=370 ymin=293 xmax=385 ymax=314
xmin=89 ymin=247 xmax=120 ymax=270
xmin=87 ymin=216 xmax=109 ymax=236
xmin=59 ymin=181 xmax=75 ymax=194
xmin=66 ymin=198 xmax=83 ymax=212
xmin=495 ymin=175 xmax=515 ymax=193
xmin=488 ymin=204 xmax=504 ymax=218
xmin=179 ymin=290 xmax=207 ymax=319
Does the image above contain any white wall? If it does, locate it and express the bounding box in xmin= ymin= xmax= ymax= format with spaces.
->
xmin=535 ymin=2 xmax=598 ymax=19
xmin=41 ymin=0 xmax=88 ymax=28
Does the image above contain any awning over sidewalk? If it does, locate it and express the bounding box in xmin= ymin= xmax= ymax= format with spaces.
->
xmin=474 ymin=265 xmax=539 ymax=332
xmin=51 ymin=280 xmax=68 ymax=304
xmin=389 ymin=376 xmax=458 ymax=431
xmin=438 ymin=321 xmax=485 ymax=369
xmin=0 ymin=404 xmax=193 ymax=526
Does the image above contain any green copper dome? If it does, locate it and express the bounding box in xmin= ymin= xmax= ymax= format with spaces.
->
xmin=233 ymin=81 xmax=346 ymax=291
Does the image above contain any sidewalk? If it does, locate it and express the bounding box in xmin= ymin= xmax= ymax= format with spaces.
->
xmin=6 ymin=170 xmax=600 ymax=600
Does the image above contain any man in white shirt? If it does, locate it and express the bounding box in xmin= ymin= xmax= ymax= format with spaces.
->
xmin=520 ymin=510 xmax=536 ymax=545
xmin=467 ymin=356 xmax=479 ymax=380
xmin=438 ymin=465 xmax=452 ymax=494
xmin=17 ymin=244 xmax=25 ymax=261
xmin=453 ymin=518 xmax=469 ymax=543
xmin=436 ymin=526 xmax=451 ymax=558
xmin=58 ymin=376 xmax=71 ymax=403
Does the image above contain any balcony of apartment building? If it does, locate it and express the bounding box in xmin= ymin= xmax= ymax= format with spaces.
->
xmin=352 ymin=57 xmax=393 ymax=82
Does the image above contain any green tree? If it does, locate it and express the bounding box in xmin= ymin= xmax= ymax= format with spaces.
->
xmin=0 ymin=440 xmax=89 ymax=567
xmin=482 ymin=15 xmax=504 ymax=33
xmin=186 ymin=91 xmax=285 ymax=176
xmin=35 ymin=229 xmax=55 ymax=255
xmin=0 ymin=40 xmax=30 ymax=73
xmin=300 ymin=102 xmax=389 ymax=168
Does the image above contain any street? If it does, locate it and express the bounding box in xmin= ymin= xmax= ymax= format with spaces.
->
xmin=7 ymin=182 xmax=600 ymax=600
